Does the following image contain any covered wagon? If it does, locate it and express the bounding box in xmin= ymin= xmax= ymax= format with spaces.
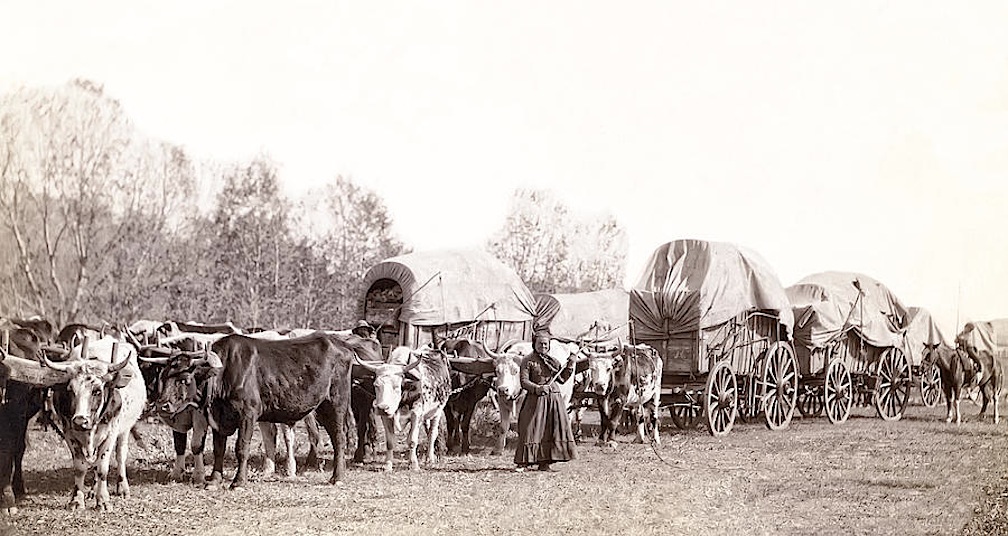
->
xmin=956 ymin=319 xmax=1008 ymax=359
xmin=534 ymin=289 xmax=629 ymax=345
xmin=903 ymin=307 xmax=949 ymax=408
xmin=629 ymin=239 xmax=798 ymax=436
xmin=787 ymin=272 xmax=912 ymax=424
xmin=361 ymin=249 xmax=537 ymax=354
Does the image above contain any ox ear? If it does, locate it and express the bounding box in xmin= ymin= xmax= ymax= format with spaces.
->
xmin=105 ymin=367 xmax=135 ymax=389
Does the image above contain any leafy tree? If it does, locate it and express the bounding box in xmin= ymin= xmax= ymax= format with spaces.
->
xmin=487 ymin=189 xmax=628 ymax=293
xmin=293 ymin=176 xmax=408 ymax=328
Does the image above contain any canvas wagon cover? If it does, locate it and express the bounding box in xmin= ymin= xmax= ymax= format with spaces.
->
xmin=534 ymin=289 xmax=629 ymax=341
xmin=362 ymin=249 xmax=536 ymax=326
xmin=904 ymin=307 xmax=950 ymax=366
xmin=956 ymin=319 xmax=1008 ymax=357
xmin=629 ymin=239 xmax=794 ymax=339
xmin=786 ymin=272 xmax=909 ymax=351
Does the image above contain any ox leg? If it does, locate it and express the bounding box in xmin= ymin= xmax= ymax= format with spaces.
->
xmin=207 ymin=429 xmax=227 ymax=489
xmin=313 ymin=399 xmax=348 ymax=483
xmin=492 ymin=396 xmax=512 ymax=456
xmin=351 ymin=392 xmax=372 ymax=464
xmin=259 ymin=423 xmax=277 ymax=477
xmin=443 ymin=405 xmax=460 ymax=455
xmin=90 ymin=444 xmax=114 ymax=512
xmin=66 ymin=449 xmax=88 ymax=510
xmin=11 ymin=423 xmax=28 ymax=500
xmin=0 ymin=453 xmax=15 ymax=515
xmin=425 ymin=412 xmax=443 ymax=467
xmin=407 ymin=411 xmax=422 ymax=471
xmin=955 ymin=397 xmax=962 ymax=425
xmin=170 ymin=431 xmax=188 ymax=482
xmin=303 ymin=412 xmax=322 ymax=472
xmin=190 ymin=415 xmax=208 ymax=486
xmin=112 ymin=431 xmax=130 ymax=499
xmin=380 ymin=414 xmax=396 ymax=472
xmin=280 ymin=425 xmax=297 ymax=477
xmin=231 ymin=417 xmax=256 ymax=489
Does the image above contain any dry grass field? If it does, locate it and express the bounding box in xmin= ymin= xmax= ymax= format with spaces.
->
xmin=2 ymin=399 xmax=1006 ymax=536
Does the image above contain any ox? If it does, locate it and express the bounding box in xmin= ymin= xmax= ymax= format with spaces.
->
xmin=584 ymin=343 xmax=663 ymax=447
xmin=151 ymin=332 xmax=376 ymax=488
xmin=0 ymin=324 xmax=59 ymax=515
xmin=440 ymin=339 xmax=493 ymax=456
xmin=355 ymin=347 xmax=451 ymax=471
xmin=29 ymin=336 xmax=146 ymax=511
xmin=445 ymin=339 xmax=525 ymax=455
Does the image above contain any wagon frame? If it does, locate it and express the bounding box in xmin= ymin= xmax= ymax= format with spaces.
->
xmin=648 ymin=308 xmax=799 ymax=437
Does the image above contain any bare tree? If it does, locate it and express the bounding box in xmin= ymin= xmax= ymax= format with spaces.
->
xmin=0 ymin=80 xmax=192 ymax=325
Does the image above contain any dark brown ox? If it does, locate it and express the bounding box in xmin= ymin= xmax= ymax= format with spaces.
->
xmin=356 ymin=347 xmax=451 ymax=471
xmin=152 ymin=332 xmax=378 ymax=488
xmin=584 ymin=343 xmax=663 ymax=447
xmin=0 ymin=325 xmax=61 ymax=515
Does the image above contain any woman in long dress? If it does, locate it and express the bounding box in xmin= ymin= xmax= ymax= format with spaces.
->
xmin=514 ymin=331 xmax=578 ymax=471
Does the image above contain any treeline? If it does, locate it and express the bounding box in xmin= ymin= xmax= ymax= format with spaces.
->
xmin=0 ymin=80 xmax=627 ymax=329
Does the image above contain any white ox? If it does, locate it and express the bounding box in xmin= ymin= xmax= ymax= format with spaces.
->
xmin=42 ymin=337 xmax=145 ymax=510
xmin=355 ymin=347 xmax=452 ymax=471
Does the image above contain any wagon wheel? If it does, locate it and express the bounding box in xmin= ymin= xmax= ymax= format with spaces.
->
xmin=797 ymin=385 xmax=824 ymax=418
xmin=824 ymin=359 xmax=852 ymax=424
xmin=761 ymin=342 xmax=798 ymax=430
xmin=874 ymin=348 xmax=911 ymax=421
xmin=919 ymin=361 xmax=942 ymax=408
xmin=669 ymin=392 xmax=702 ymax=430
xmin=703 ymin=361 xmax=737 ymax=437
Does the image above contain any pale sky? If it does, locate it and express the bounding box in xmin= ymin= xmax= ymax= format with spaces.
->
xmin=3 ymin=1 xmax=1007 ymax=338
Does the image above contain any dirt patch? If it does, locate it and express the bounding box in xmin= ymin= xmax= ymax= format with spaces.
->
xmin=1 ymin=403 xmax=1006 ymax=535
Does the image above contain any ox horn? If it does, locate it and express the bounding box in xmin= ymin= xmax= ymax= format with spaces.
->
xmin=353 ymin=353 xmax=382 ymax=373
xmin=106 ymin=343 xmax=131 ymax=374
xmin=138 ymin=355 xmax=170 ymax=365
xmin=402 ymin=355 xmax=422 ymax=374
xmin=191 ymin=350 xmax=223 ymax=369
xmin=42 ymin=351 xmax=76 ymax=372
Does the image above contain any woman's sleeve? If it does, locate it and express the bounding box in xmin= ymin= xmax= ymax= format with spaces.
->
xmin=520 ymin=356 xmax=544 ymax=395
xmin=557 ymin=359 xmax=575 ymax=383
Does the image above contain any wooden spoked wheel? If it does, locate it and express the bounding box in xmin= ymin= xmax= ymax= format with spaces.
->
xmin=669 ymin=392 xmax=702 ymax=430
xmin=824 ymin=359 xmax=852 ymax=425
xmin=874 ymin=348 xmax=911 ymax=421
xmin=703 ymin=361 xmax=738 ymax=437
xmin=761 ymin=342 xmax=798 ymax=431
xmin=919 ymin=361 xmax=942 ymax=408
xmin=797 ymin=385 xmax=824 ymax=418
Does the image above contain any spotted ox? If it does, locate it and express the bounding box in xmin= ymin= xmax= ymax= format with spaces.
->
xmin=29 ymin=336 xmax=147 ymax=511
xmin=151 ymin=332 xmax=375 ymax=488
xmin=446 ymin=339 xmax=525 ymax=455
xmin=355 ymin=347 xmax=451 ymax=471
xmin=584 ymin=343 xmax=663 ymax=447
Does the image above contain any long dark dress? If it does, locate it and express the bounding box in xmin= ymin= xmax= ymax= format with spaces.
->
xmin=514 ymin=351 xmax=578 ymax=466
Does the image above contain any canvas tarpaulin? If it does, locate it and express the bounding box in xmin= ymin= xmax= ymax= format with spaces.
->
xmin=903 ymin=307 xmax=950 ymax=366
xmin=956 ymin=319 xmax=1008 ymax=358
xmin=534 ymin=289 xmax=629 ymax=341
xmin=786 ymin=272 xmax=909 ymax=352
xmin=629 ymin=240 xmax=794 ymax=340
xmin=362 ymin=249 xmax=537 ymax=326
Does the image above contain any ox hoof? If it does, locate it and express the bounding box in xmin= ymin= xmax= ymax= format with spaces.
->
xmin=168 ymin=468 xmax=185 ymax=482
xmin=383 ymin=463 xmax=393 ymax=473
xmin=192 ymin=474 xmax=206 ymax=488
xmin=2 ymin=506 xmax=17 ymax=516
xmin=114 ymin=481 xmax=130 ymax=498
xmin=490 ymin=449 xmax=503 ymax=456
xmin=261 ymin=459 xmax=276 ymax=477
xmin=67 ymin=495 xmax=86 ymax=511
xmin=94 ymin=500 xmax=111 ymax=512
xmin=205 ymin=472 xmax=224 ymax=489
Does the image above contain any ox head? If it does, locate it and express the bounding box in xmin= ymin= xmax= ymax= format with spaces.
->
xmin=45 ymin=338 xmax=136 ymax=436
xmin=585 ymin=347 xmax=623 ymax=396
xmin=143 ymin=349 xmax=223 ymax=420
xmin=354 ymin=346 xmax=421 ymax=416
xmin=446 ymin=340 xmax=524 ymax=401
